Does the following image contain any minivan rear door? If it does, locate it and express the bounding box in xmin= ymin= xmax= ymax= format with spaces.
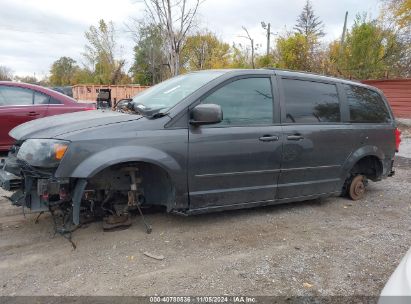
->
xmin=277 ymin=77 xmax=352 ymax=199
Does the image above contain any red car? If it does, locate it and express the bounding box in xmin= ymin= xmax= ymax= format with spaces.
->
xmin=0 ymin=82 xmax=95 ymax=152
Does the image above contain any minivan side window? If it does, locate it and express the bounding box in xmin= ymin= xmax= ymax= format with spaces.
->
xmin=282 ymin=79 xmax=340 ymax=123
xmin=344 ymin=85 xmax=391 ymax=123
xmin=202 ymin=77 xmax=273 ymax=126
xmin=0 ymin=86 xmax=33 ymax=106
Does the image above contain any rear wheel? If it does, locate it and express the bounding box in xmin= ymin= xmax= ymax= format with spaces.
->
xmin=348 ymin=175 xmax=367 ymax=201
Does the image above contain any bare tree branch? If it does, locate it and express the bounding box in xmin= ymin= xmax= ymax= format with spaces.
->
xmin=142 ymin=0 xmax=201 ymax=75
xmin=241 ymin=26 xmax=255 ymax=68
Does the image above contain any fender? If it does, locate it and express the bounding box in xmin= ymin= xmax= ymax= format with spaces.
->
xmin=340 ymin=144 xmax=385 ymax=182
xmin=66 ymin=145 xmax=182 ymax=179
xmin=62 ymin=146 xmax=185 ymax=224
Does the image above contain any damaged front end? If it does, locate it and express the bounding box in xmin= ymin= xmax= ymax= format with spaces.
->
xmin=1 ymin=140 xmax=75 ymax=221
xmin=1 ymin=140 xmax=153 ymax=237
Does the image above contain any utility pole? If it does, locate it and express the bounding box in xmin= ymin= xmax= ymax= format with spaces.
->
xmin=340 ymin=11 xmax=348 ymax=56
xmin=261 ymin=22 xmax=271 ymax=56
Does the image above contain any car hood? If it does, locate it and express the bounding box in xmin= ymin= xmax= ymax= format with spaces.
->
xmin=10 ymin=110 xmax=142 ymax=140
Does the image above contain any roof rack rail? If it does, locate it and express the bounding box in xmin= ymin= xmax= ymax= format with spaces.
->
xmin=260 ymin=67 xmax=362 ymax=83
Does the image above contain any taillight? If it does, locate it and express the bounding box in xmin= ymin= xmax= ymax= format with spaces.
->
xmin=395 ymin=128 xmax=401 ymax=152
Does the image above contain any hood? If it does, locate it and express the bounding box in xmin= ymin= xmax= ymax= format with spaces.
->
xmin=10 ymin=110 xmax=142 ymax=140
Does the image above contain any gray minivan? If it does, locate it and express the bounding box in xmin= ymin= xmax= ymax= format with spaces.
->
xmin=0 ymin=69 xmax=401 ymax=231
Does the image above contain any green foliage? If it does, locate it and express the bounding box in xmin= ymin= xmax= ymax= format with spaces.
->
xmin=386 ymin=0 xmax=411 ymax=28
xmin=130 ymin=23 xmax=168 ymax=85
xmin=329 ymin=15 xmax=404 ymax=79
xmin=14 ymin=75 xmax=38 ymax=84
xmin=42 ymin=3 xmax=410 ymax=85
xmin=82 ymin=19 xmax=129 ymax=84
xmin=276 ymin=33 xmax=311 ymax=71
xmin=49 ymin=57 xmax=78 ymax=86
xmin=294 ymin=0 xmax=325 ymax=37
xmin=273 ymin=0 xmax=325 ymax=73
xmin=13 ymin=75 xmax=49 ymax=86
xmin=255 ymin=55 xmax=277 ymax=68
xmin=0 ymin=66 xmax=13 ymax=81
xmin=229 ymin=44 xmax=252 ymax=68
xmin=181 ymin=32 xmax=231 ymax=71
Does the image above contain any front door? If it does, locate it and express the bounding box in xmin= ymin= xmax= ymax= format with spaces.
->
xmin=188 ymin=76 xmax=283 ymax=210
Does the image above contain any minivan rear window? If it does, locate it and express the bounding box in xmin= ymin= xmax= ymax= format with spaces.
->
xmin=344 ymin=85 xmax=391 ymax=123
xmin=282 ymin=79 xmax=340 ymax=123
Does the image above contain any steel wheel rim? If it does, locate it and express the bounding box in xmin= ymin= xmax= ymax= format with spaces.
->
xmin=350 ymin=175 xmax=365 ymax=200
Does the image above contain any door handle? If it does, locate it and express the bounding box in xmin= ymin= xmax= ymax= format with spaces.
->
xmin=259 ymin=135 xmax=279 ymax=142
xmin=287 ymin=134 xmax=304 ymax=141
xmin=28 ymin=111 xmax=40 ymax=117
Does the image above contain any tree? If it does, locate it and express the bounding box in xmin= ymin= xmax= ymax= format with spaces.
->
xmin=71 ymin=69 xmax=94 ymax=84
xmin=130 ymin=22 xmax=168 ymax=85
xmin=294 ymin=0 xmax=325 ymax=38
xmin=276 ymin=33 xmax=311 ymax=71
xmin=385 ymin=0 xmax=411 ymax=28
xmin=181 ymin=31 xmax=231 ymax=71
xmin=82 ymin=19 xmax=128 ymax=84
xmin=49 ymin=57 xmax=79 ymax=86
xmin=143 ymin=0 xmax=201 ymax=76
xmin=229 ymin=43 xmax=251 ymax=68
xmin=14 ymin=75 xmax=39 ymax=84
xmin=0 ymin=66 xmax=13 ymax=81
xmin=329 ymin=15 xmax=404 ymax=79
xmin=381 ymin=0 xmax=411 ymax=77
xmin=255 ymin=54 xmax=277 ymax=68
xmin=240 ymin=27 xmax=256 ymax=68
xmin=272 ymin=1 xmax=326 ymax=73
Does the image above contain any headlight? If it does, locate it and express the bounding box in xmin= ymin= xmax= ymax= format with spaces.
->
xmin=17 ymin=139 xmax=70 ymax=168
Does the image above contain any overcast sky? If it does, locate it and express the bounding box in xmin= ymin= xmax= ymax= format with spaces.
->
xmin=0 ymin=0 xmax=381 ymax=77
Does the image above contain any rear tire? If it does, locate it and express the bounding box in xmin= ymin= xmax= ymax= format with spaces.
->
xmin=348 ymin=175 xmax=367 ymax=201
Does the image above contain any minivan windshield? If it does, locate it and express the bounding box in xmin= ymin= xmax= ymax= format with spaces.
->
xmin=130 ymin=71 xmax=225 ymax=116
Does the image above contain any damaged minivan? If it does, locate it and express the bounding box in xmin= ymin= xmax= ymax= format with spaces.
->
xmin=0 ymin=69 xmax=400 ymax=233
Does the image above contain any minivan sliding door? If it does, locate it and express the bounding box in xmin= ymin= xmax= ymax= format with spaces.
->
xmin=277 ymin=77 xmax=352 ymax=199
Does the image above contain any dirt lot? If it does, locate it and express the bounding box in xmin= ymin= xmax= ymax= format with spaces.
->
xmin=0 ymin=127 xmax=410 ymax=297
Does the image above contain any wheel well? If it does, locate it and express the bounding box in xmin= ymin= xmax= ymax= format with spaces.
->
xmin=87 ymin=161 xmax=175 ymax=208
xmin=350 ymin=155 xmax=383 ymax=181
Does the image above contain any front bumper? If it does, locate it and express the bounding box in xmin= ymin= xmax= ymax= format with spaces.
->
xmin=0 ymin=167 xmax=21 ymax=191
xmin=1 ymin=154 xmax=70 ymax=213
xmin=0 ymin=154 xmax=22 ymax=191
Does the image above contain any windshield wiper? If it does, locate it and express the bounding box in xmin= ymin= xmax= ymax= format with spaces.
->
xmin=131 ymin=103 xmax=167 ymax=118
xmin=151 ymin=112 xmax=167 ymax=119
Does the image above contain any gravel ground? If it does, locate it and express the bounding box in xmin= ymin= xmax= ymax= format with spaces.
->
xmin=0 ymin=157 xmax=410 ymax=296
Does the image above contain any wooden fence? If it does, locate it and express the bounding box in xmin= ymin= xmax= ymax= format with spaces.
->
xmin=71 ymin=80 xmax=411 ymax=118
xmin=72 ymin=84 xmax=150 ymax=104
xmin=362 ymin=79 xmax=411 ymax=118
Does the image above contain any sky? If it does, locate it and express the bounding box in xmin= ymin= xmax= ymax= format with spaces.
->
xmin=0 ymin=0 xmax=381 ymax=77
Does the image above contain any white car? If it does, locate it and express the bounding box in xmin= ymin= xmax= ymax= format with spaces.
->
xmin=379 ymin=247 xmax=411 ymax=303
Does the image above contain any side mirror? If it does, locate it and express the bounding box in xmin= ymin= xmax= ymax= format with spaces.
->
xmin=190 ymin=104 xmax=223 ymax=125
